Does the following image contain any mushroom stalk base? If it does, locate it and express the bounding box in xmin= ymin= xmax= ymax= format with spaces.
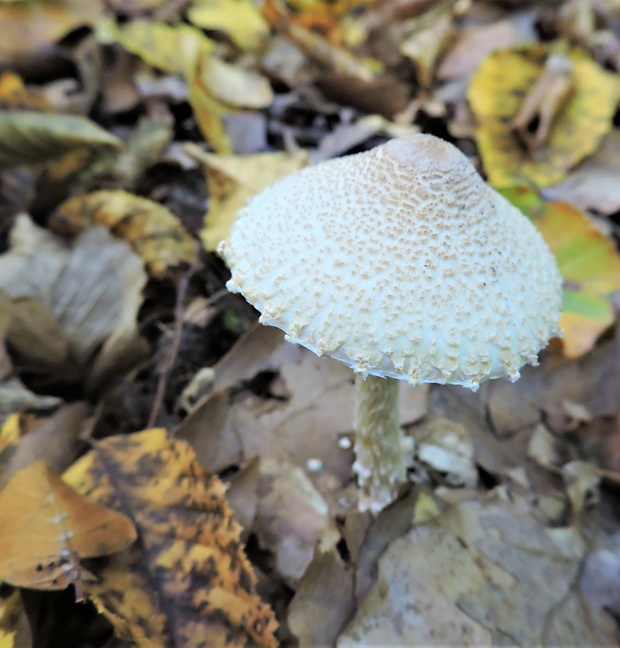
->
xmin=353 ymin=375 xmax=409 ymax=513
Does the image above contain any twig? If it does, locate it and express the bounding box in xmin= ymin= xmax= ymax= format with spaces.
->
xmin=147 ymin=260 xmax=197 ymax=429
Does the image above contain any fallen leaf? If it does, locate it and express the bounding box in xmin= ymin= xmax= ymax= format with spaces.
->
xmin=338 ymin=493 xmax=613 ymax=646
xmin=288 ymin=548 xmax=355 ymax=648
xmin=0 ymin=460 xmax=136 ymax=596
xmin=191 ymin=147 xmax=309 ymax=251
xmin=0 ymin=111 xmax=121 ymax=167
xmin=63 ymin=428 xmax=278 ymax=647
xmin=0 ymin=215 xmax=148 ymax=392
xmin=188 ymin=0 xmax=270 ymax=51
xmin=97 ymin=18 xmax=215 ymax=75
xmin=0 ymin=0 xmax=103 ymax=57
xmin=544 ymin=129 xmax=620 ymax=215
xmin=53 ymin=190 xmax=198 ymax=277
xmin=510 ymin=53 xmax=575 ymax=154
xmin=0 ymin=404 xmax=87 ymax=490
xmin=0 ymin=72 xmax=50 ymax=112
xmin=438 ymin=18 xmax=535 ymax=80
xmin=0 ymin=589 xmax=24 ymax=648
xmin=254 ymin=457 xmax=339 ymax=582
xmin=263 ymin=0 xmax=379 ymax=81
xmin=416 ymin=417 xmax=477 ymax=487
xmin=399 ymin=12 xmax=453 ymax=88
xmin=501 ymin=186 xmax=620 ymax=357
xmin=468 ymin=45 xmax=620 ymax=187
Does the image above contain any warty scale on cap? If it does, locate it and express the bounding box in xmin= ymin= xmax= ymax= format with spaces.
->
xmin=218 ymin=134 xmax=563 ymax=390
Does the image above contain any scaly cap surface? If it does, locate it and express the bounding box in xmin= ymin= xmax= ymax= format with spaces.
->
xmin=218 ymin=134 xmax=562 ymax=390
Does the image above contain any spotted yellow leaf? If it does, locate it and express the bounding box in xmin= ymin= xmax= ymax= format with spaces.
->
xmin=63 ymin=428 xmax=278 ymax=647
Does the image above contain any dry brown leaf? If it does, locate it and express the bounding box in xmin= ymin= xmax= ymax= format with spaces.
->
xmin=339 ymin=492 xmax=614 ymax=646
xmin=0 ymin=460 xmax=136 ymax=597
xmin=288 ymin=548 xmax=355 ymax=648
xmin=0 ymin=215 xmax=147 ymax=393
xmin=63 ymin=428 xmax=278 ymax=647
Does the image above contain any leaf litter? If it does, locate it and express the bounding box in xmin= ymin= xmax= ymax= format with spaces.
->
xmin=1 ymin=0 xmax=620 ymax=645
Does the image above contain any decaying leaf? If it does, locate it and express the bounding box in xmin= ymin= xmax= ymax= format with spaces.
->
xmin=191 ymin=146 xmax=309 ymax=250
xmin=0 ymin=111 xmax=121 ymax=167
xmin=501 ymin=186 xmax=620 ymax=357
xmin=338 ymin=492 xmax=614 ymax=646
xmin=468 ymin=45 xmax=620 ymax=187
xmin=0 ymin=215 xmax=147 ymax=392
xmin=53 ymin=190 xmax=198 ymax=277
xmin=63 ymin=428 xmax=278 ymax=647
xmin=0 ymin=460 xmax=136 ymax=596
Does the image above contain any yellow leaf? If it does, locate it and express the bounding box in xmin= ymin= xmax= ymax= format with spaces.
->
xmin=0 ymin=415 xmax=21 ymax=469
xmin=468 ymin=46 xmax=620 ymax=188
xmin=54 ymin=190 xmax=198 ymax=277
xmin=0 ymin=589 xmax=20 ymax=648
xmin=0 ymin=72 xmax=49 ymax=112
xmin=97 ymin=18 xmax=216 ymax=75
xmin=192 ymin=147 xmax=309 ymax=250
xmin=188 ymin=0 xmax=270 ymax=51
xmin=201 ymin=57 xmax=273 ymax=109
xmin=0 ymin=111 xmax=121 ymax=167
xmin=0 ymin=461 xmax=136 ymax=595
xmin=500 ymin=186 xmax=620 ymax=357
xmin=181 ymin=37 xmax=234 ymax=154
xmin=63 ymin=428 xmax=278 ymax=647
xmin=0 ymin=0 xmax=103 ymax=57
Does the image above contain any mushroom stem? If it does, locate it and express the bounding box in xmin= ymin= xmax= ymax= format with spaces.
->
xmin=353 ymin=375 xmax=410 ymax=513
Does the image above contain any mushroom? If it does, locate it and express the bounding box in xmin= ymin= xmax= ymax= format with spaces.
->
xmin=218 ymin=133 xmax=562 ymax=513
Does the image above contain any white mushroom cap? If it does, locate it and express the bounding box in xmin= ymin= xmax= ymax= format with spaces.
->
xmin=218 ymin=134 xmax=562 ymax=390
